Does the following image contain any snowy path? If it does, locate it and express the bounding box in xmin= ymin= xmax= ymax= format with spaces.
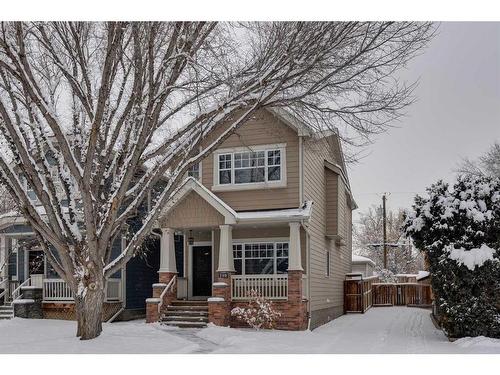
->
xmin=0 ymin=307 xmax=499 ymax=353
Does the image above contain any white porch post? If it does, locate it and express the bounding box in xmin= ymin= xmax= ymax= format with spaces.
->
xmin=0 ymin=235 xmax=5 ymax=280
xmin=217 ymin=224 xmax=235 ymax=272
xmin=288 ymin=222 xmax=303 ymax=271
xmin=159 ymin=228 xmax=177 ymax=273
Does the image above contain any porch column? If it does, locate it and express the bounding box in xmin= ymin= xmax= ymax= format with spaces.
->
xmin=159 ymin=228 xmax=177 ymax=273
xmin=288 ymin=222 xmax=303 ymax=271
xmin=158 ymin=228 xmax=177 ymax=285
xmin=217 ymin=224 xmax=234 ymax=272
xmin=286 ymin=222 xmax=307 ymax=330
xmin=209 ymin=224 xmax=234 ymax=327
xmin=0 ymin=235 xmax=5 ymax=279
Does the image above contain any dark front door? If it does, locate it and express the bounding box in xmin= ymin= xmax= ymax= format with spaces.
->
xmin=192 ymin=246 xmax=212 ymax=296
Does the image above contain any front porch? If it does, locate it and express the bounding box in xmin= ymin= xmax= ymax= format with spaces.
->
xmin=145 ymin=178 xmax=311 ymax=330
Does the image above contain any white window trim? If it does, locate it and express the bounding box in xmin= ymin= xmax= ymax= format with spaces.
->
xmin=232 ymin=237 xmax=289 ymax=275
xmin=212 ymin=143 xmax=287 ymax=192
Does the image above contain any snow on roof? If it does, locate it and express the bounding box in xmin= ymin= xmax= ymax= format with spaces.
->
xmin=395 ymin=274 xmax=418 ymax=278
xmin=0 ymin=210 xmax=18 ymax=219
xmin=236 ymin=200 xmax=313 ymax=223
xmin=352 ymin=254 xmax=375 ymax=266
xmin=416 ymin=271 xmax=430 ymax=281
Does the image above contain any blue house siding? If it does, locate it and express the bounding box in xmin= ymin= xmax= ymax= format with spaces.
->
xmin=125 ymin=237 xmax=160 ymax=310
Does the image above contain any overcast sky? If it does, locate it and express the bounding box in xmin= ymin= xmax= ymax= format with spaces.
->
xmin=348 ymin=22 xmax=500 ymax=221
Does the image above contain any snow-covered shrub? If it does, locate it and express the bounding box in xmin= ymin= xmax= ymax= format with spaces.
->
xmin=231 ymin=290 xmax=281 ymax=330
xmin=376 ymin=268 xmax=397 ymax=283
xmin=404 ymin=176 xmax=500 ymax=338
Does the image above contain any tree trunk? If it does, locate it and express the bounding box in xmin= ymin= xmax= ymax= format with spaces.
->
xmin=74 ymin=279 xmax=105 ymax=340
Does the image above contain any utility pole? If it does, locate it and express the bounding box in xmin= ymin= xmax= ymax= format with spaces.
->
xmin=382 ymin=193 xmax=387 ymax=269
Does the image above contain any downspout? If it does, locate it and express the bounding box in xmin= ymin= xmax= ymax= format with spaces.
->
xmin=306 ymin=230 xmax=312 ymax=330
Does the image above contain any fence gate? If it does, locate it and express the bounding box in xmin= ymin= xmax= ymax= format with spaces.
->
xmin=345 ymin=276 xmax=433 ymax=313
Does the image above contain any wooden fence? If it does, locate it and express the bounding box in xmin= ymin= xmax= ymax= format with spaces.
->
xmin=345 ymin=275 xmax=432 ymax=313
xmin=344 ymin=275 xmax=378 ymax=313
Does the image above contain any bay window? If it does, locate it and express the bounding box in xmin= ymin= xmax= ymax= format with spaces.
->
xmin=232 ymin=241 xmax=289 ymax=275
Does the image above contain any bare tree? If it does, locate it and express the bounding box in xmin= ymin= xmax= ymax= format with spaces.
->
xmin=457 ymin=141 xmax=500 ymax=178
xmin=0 ymin=184 xmax=16 ymax=214
xmin=353 ymin=206 xmax=424 ymax=274
xmin=0 ymin=21 xmax=434 ymax=339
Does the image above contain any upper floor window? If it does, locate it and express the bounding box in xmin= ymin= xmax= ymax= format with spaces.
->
xmin=214 ymin=144 xmax=286 ymax=190
xmin=188 ymin=163 xmax=200 ymax=180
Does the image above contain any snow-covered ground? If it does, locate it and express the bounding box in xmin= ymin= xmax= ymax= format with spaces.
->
xmin=0 ymin=307 xmax=499 ymax=354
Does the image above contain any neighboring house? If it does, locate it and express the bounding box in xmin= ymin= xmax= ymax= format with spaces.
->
xmin=351 ymin=255 xmax=375 ymax=277
xmin=0 ymin=108 xmax=356 ymax=330
xmin=0 ymin=209 xmax=159 ymax=321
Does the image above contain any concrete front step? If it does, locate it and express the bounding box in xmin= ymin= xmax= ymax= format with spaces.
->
xmin=164 ymin=310 xmax=208 ymax=317
xmin=168 ymin=305 xmax=208 ymax=311
xmin=163 ymin=321 xmax=207 ymax=328
xmin=171 ymin=300 xmax=208 ymax=306
xmin=163 ymin=315 xmax=208 ymax=323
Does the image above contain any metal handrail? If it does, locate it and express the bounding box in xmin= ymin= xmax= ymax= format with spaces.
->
xmin=158 ymin=275 xmax=176 ymax=314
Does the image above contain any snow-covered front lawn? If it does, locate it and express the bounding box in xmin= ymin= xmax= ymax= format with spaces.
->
xmin=0 ymin=307 xmax=499 ymax=354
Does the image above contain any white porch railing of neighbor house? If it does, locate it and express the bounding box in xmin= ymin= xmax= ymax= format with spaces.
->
xmin=0 ymin=278 xmax=8 ymax=301
xmin=231 ymin=274 xmax=288 ymax=300
xmin=105 ymin=279 xmax=122 ymax=301
xmin=11 ymin=278 xmax=34 ymax=300
xmin=43 ymin=278 xmax=122 ymax=302
xmin=43 ymin=279 xmax=73 ymax=301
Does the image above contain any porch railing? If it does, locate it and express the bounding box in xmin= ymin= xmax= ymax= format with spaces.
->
xmin=231 ymin=274 xmax=288 ymax=300
xmin=43 ymin=279 xmax=73 ymax=301
xmin=43 ymin=278 xmax=123 ymax=302
xmin=12 ymin=278 xmax=34 ymax=300
xmin=0 ymin=279 xmax=8 ymax=302
xmin=105 ymin=279 xmax=122 ymax=301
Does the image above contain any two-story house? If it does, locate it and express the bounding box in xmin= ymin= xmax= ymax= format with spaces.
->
xmin=145 ymin=108 xmax=357 ymax=330
xmin=0 ymin=107 xmax=356 ymax=330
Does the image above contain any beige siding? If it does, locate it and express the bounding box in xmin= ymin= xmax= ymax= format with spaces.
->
xmin=303 ymin=136 xmax=353 ymax=315
xmin=162 ymin=191 xmax=224 ymax=229
xmin=200 ymin=109 xmax=300 ymax=211
xmin=325 ymin=169 xmax=339 ymax=236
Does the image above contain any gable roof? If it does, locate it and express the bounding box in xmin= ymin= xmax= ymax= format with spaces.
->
xmin=157 ymin=177 xmax=313 ymax=226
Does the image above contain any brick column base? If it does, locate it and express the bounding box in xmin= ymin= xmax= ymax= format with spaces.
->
xmin=146 ymin=298 xmax=161 ymax=323
xmin=286 ymin=270 xmax=308 ymax=330
xmin=145 ymin=272 xmax=178 ymax=323
xmin=208 ymin=271 xmax=233 ymax=326
xmin=208 ymin=300 xmax=231 ymax=326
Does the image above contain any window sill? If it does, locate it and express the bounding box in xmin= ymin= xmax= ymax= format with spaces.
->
xmin=211 ymin=181 xmax=287 ymax=192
